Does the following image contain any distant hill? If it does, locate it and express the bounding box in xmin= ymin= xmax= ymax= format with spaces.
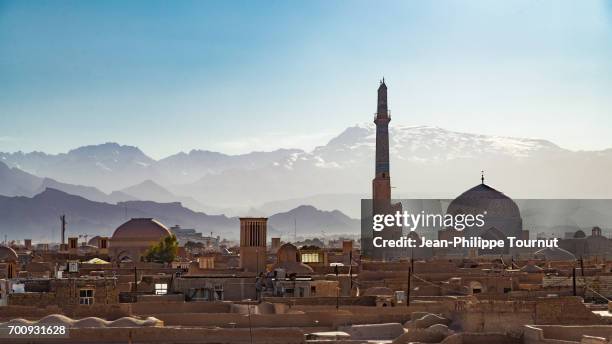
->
xmin=0 ymin=188 xmax=238 ymax=241
xmin=0 ymin=189 xmax=358 ymax=241
xmin=0 ymin=161 xmax=135 ymax=203
xmin=119 ymin=179 xmax=206 ymax=211
xmin=268 ymin=205 xmax=359 ymax=237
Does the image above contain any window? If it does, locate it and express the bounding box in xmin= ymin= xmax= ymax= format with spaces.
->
xmin=301 ymin=253 xmax=321 ymax=263
xmin=214 ymin=283 xmax=223 ymax=300
xmin=155 ymin=283 xmax=168 ymax=295
xmin=311 ymin=286 xmax=316 ymax=296
xmin=79 ymin=289 xmax=94 ymax=305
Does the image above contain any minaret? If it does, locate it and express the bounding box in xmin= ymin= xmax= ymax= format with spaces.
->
xmin=372 ymin=79 xmax=391 ymax=201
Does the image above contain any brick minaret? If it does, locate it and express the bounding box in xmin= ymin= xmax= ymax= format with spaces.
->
xmin=372 ymin=79 xmax=391 ymax=201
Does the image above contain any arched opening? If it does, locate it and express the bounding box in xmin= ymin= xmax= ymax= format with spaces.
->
xmin=469 ymin=281 xmax=483 ymax=294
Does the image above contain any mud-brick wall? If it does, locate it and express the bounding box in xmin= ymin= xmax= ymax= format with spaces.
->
xmin=8 ymin=292 xmax=58 ymax=307
xmin=534 ymin=297 xmax=603 ymax=325
xmin=453 ymin=297 xmax=603 ymax=335
xmin=9 ymin=279 xmax=119 ymax=308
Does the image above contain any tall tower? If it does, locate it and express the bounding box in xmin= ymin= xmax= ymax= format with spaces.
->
xmin=368 ymin=79 xmax=403 ymax=261
xmin=373 ymin=79 xmax=391 ymax=201
xmin=239 ymin=217 xmax=267 ymax=274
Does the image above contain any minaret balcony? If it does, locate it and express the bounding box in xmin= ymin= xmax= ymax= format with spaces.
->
xmin=374 ymin=110 xmax=391 ymax=121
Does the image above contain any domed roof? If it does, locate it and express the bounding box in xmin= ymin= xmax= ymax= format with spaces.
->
xmin=573 ymin=230 xmax=586 ymax=238
xmin=447 ymin=183 xmax=520 ymax=219
xmin=88 ymin=236 xmax=101 ymax=246
xmin=111 ymin=218 xmax=171 ymax=240
xmin=272 ymin=242 xmax=314 ymax=274
xmin=0 ymin=245 xmax=18 ymax=262
xmin=277 ymin=243 xmax=299 ymax=263
xmin=534 ymin=247 xmax=576 ymax=261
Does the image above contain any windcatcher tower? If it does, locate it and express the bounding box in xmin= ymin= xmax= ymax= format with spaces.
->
xmin=239 ymin=217 xmax=267 ymax=274
xmin=373 ymin=79 xmax=391 ymax=201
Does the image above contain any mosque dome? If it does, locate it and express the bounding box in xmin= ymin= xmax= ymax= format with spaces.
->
xmin=0 ymin=245 xmax=18 ymax=262
xmin=534 ymin=247 xmax=576 ymax=261
xmin=573 ymin=230 xmax=586 ymax=239
xmin=111 ymin=218 xmax=171 ymax=240
xmin=447 ymin=183 xmax=520 ymax=219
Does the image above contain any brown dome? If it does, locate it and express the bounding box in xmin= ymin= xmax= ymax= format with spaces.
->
xmin=447 ymin=183 xmax=520 ymax=218
xmin=0 ymin=245 xmax=18 ymax=262
xmin=277 ymin=243 xmax=299 ymax=263
xmin=111 ymin=218 xmax=171 ymax=240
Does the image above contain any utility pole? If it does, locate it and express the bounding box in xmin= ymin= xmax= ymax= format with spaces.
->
xmin=247 ymin=302 xmax=254 ymax=344
xmin=580 ymin=256 xmax=585 ymax=298
xmin=335 ymin=264 xmax=339 ymax=310
xmin=572 ymin=266 xmax=577 ymax=297
xmin=134 ymin=266 xmax=138 ymax=293
xmin=349 ymin=251 xmax=353 ymax=291
xmin=407 ymin=267 xmax=411 ymax=307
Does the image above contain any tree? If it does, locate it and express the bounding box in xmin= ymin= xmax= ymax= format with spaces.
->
xmin=144 ymin=235 xmax=179 ymax=264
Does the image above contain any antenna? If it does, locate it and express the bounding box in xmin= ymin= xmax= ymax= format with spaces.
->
xmin=294 ymin=218 xmax=297 ymax=243
xmin=60 ymin=215 xmax=67 ymax=245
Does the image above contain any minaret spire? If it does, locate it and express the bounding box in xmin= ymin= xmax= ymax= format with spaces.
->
xmin=373 ymin=79 xmax=391 ymax=200
xmin=481 ymin=170 xmax=485 ymax=184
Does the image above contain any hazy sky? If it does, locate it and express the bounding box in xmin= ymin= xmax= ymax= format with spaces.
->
xmin=1 ymin=0 xmax=611 ymax=159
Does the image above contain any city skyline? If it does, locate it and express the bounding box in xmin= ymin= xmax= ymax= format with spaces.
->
xmin=1 ymin=0 xmax=611 ymax=158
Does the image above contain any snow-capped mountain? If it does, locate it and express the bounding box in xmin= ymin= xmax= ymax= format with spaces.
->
xmin=156 ymin=148 xmax=304 ymax=184
xmin=0 ymin=142 xmax=159 ymax=191
xmin=313 ymin=124 xmax=563 ymax=164
xmin=3 ymin=124 xmax=612 ymax=217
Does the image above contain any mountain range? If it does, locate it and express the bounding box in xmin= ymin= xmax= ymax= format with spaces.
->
xmin=0 ymin=188 xmax=359 ymax=241
xmin=3 ymin=124 xmax=612 ymax=219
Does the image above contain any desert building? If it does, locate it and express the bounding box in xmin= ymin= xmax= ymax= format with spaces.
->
xmin=239 ymin=217 xmax=267 ymax=273
xmin=559 ymin=227 xmax=612 ymax=258
xmin=0 ymin=245 xmax=18 ymax=279
xmin=109 ymin=218 xmax=172 ymax=263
